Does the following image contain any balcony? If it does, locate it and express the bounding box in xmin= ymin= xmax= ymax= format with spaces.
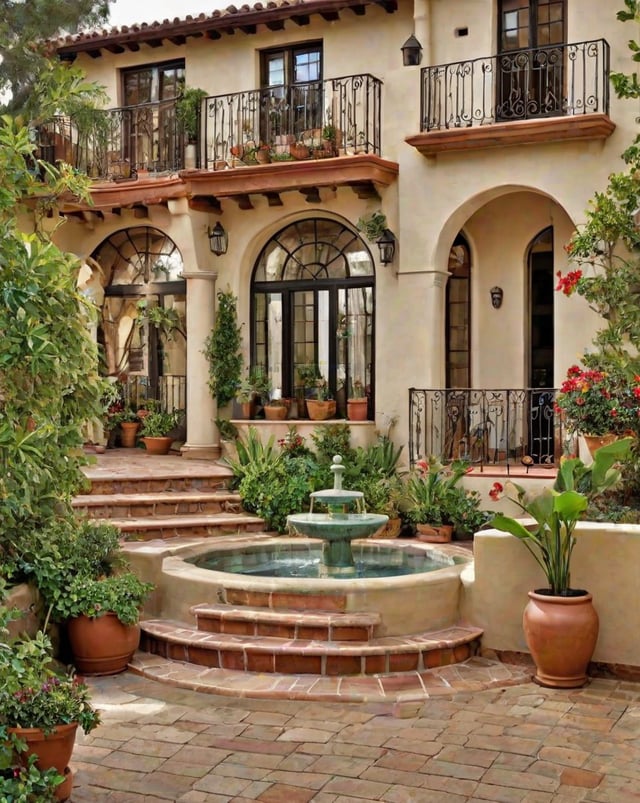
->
xmin=409 ymin=388 xmax=573 ymax=473
xmin=202 ymin=73 xmax=381 ymax=168
xmin=406 ymin=39 xmax=615 ymax=157
xmin=38 ymin=73 xmax=397 ymax=213
xmin=37 ymin=98 xmax=185 ymax=179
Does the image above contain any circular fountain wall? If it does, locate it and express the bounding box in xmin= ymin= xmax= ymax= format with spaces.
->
xmin=129 ymin=536 xmax=473 ymax=638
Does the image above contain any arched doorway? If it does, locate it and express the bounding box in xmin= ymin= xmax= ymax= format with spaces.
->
xmin=527 ymin=225 xmax=555 ymax=462
xmin=90 ymin=226 xmax=187 ymax=410
xmin=446 ymin=234 xmax=471 ymax=389
xmin=251 ymin=218 xmax=375 ymax=419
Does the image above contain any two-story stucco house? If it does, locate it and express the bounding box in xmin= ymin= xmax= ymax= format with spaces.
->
xmin=46 ymin=0 xmax=637 ymax=464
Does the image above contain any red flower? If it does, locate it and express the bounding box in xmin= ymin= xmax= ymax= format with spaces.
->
xmin=489 ymin=482 xmax=503 ymax=501
xmin=555 ymin=269 xmax=583 ymax=296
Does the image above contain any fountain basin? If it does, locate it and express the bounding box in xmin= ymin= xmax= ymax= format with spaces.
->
xmin=125 ymin=536 xmax=473 ymax=638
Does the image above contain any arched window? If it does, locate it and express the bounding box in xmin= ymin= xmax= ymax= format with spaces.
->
xmin=251 ymin=218 xmax=375 ymax=418
xmin=91 ymin=226 xmax=186 ymax=409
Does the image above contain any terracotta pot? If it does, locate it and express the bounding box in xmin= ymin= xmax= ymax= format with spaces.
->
xmin=347 ymin=398 xmax=368 ymax=421
xmin=9 ymin=723 xmax=77 ymax=800
xmin=290 ymin=143 xmax=310 ymax=160
xmin=119 ymin=421 xmax=140 ymax=447
xmin=415 ymin=523 xmax=453 ymax=543
xmin=141 ymin=436 xmax=173 ymax=455
xmin=582 ymin=433 xmax=617 ymax=457
xmin=306 ymin=399 xmax=337 ymax=420
xmin=264 ymin=405 xmax=288 ymax=420
xmin=523 ymin=590 xmax=599 ymax=688
xmin=255 ymin=149 xmax=271 ymax=164
xmin=67 ymin=613 xmax=140 ymax=675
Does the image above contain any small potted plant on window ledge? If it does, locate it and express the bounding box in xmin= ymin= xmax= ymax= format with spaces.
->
xmin=263 ymin=396 xmax=290 ymax=421
xmin=306 ymin=376 xmax=336 ymax=421
xmin=347 ymin=378 xmax=368 ymax=421
xmin=139 ymin=409 xmax=181 ymax=455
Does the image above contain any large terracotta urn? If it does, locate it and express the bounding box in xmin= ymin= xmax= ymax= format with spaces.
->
xmin=119 ymin=421 xmax=140 ymax=448
xmin=67 ymin=613 xmax=140 ymax=675
xmin=523 ymin=590 xmax=599 ymax=688
xmin=582 ymin=433 xmax=617 ymax=457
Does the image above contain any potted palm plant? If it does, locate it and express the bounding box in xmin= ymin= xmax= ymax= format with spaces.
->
xmin=491 ymin=437 xmax=631 ymax=688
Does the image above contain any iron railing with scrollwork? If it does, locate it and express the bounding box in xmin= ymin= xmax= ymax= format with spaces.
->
xmin=123 ymin=375 xmax=186 ymax=416
xmin=420 ymin=39 xmax=610 ymax=131
xmin=35 ymin=99 xmax=185 ymax=179
xmin=203 ymin=73 xmax=382 ymax=169
xmin=409 ymin=388 xmax=573 ymax=471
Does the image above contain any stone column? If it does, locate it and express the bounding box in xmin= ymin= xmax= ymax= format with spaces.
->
xmin=181 ymin=271 xmax=220 ymax=460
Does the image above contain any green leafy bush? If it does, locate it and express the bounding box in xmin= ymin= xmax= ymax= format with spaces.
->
xmin=48 ymin=573 xmax=154 ymax=626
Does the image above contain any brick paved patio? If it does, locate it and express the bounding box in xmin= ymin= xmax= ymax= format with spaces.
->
xmin=70 ymin=671 xmax=640 ymax=802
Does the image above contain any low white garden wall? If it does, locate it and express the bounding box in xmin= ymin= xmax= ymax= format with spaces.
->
xmin=462 ymin=523 xmax=640 ymax=668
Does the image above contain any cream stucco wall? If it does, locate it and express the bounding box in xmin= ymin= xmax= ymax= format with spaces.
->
xmin=462 ymin=524 xmax=640 ymax=667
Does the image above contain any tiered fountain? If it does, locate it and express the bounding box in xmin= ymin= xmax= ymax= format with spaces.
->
xmin=286 ymin=455 xmax=388 ymax=575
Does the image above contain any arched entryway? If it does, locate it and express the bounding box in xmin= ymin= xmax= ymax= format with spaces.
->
xmin=251 ymin=218 xmax=375 ymax=419
xmin=89 ymin=226 xmax=187 ymax=410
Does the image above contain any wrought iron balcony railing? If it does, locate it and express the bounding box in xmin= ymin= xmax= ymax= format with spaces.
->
xmin=409 ymin=388 xmax=573 ymax=471
xmin=203 ymin=73 xmax=382 ymax=169
xmin=36 ymin=98 xmax=185 ymax=179
xmin=420 ymin=39 xmax=610 ymax=132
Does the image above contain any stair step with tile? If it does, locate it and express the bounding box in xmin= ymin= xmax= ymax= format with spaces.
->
xmin=72 ymin=490 xmax=245 ymax=518
xmin=139 ymin=618 xmax=483 ymax=676
xmin=86 ymin=473 xmax=231 ymax=496
xmin=98 ymin=512 xmax=266 ymax=540
xmin=191 ymin=603 xmax=382 ymax=642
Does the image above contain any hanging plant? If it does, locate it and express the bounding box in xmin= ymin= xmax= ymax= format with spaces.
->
xmin=357 ymin=210 xmax=388 ymax=242
xmin=204 ymin=288 xmax=243 ymax=407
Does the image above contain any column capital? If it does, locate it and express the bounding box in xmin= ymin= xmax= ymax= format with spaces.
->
xmin=182 ymin=271 xmax=218 ymax=280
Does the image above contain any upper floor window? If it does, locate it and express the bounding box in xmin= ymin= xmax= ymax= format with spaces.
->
xmin=123 ymin=60 xmax=185 ymax=107
xmin=260 ymin=44 xmax=323 ymax=138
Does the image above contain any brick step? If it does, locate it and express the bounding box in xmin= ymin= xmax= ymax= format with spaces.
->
xmin=86 ymin=474 xmax=231 ymax=495
xmin=129 ymin=651 xmax=534 ymax=702
xmin=72 ymin=490 xmax=244 ymax=518
xmin=99 ymin=512 xmax=266 ymax=540
xmin=191 ymin=603 xmax=382 ymax=642
xmin=139 ymin=619 xmax=483 ymax=676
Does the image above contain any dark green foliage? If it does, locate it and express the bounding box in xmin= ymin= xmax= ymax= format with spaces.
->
xmin=204 ymin=289 xmax=243 ymax=408
xmin=239 ymin=457 xmax=317 ymax=533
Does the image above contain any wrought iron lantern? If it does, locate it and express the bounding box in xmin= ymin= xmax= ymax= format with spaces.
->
xmin=376 ymin=229 xmax=396 ymax=265
xmin=401 ymin=34 xmax=423 ymax=66
xmin=208 ymin=222 xmax=228 ymax=256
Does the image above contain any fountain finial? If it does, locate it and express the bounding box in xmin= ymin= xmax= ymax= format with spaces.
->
xmin=330 ymin=455 xmax=344 ymax=490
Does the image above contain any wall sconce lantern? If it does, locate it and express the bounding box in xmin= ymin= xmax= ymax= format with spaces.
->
xmin=377 ymin=229 xmax=396 ymax=265
xmin=208 ymin=222 xmax=228 ymax=256
xmin=490 ymin=286 xmax=504 ymax=309
xmin=401 ymin=34 xmax=423 ymax=66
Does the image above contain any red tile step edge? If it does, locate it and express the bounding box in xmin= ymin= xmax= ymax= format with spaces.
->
xmin=100 ymin=513 xmax=266 ymax=540
xmin=128 ymin=652 xmax=533 ymax=702
xmin=191 ymin=603 xmax=382 ymax=642
xmin=72 ymin=490 xmax=244 ymax=518
xmin=139 ymin=619 xmax=483 ymax=676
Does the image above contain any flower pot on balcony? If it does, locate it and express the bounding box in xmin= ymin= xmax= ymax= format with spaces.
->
xmin=306 ymin=399 xmax=336 ymax=421
xmin=264 ymin=404 xmax=288 ymax=420
xmin=290 ymin=143 xmax=310 ymax=160
xmin=255 ymin=148 xmax=271 ymax=164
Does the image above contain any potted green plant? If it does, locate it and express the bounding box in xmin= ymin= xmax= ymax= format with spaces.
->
xmin=139 ymin=409 xmax=182 ymax=454
xmin=175 ymin=87 xmax=207 ymax=144
xmin=357 ymin=210 xmax=388 ymax=242
xmin=347 ymin=378 xmax=368 ymax=421
xmin=29 ymin=520 xmax=153 ymax=677
xmin=306 ymin=376 xmax=336 ymax=421
xmin=263 ymin=397 xmax=289 ymax=421
xmin=0 ymin=580 xmax=100 ymax=800
xmin=491 ymin=437 xmax=631 ymax=688
xmin=110 ymin=408 xmax=140 ymax=448
xmin=402 ymin=457 xmax=470 ymax=542
xmin=361 ymin=474 xmax=403 ymax=538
